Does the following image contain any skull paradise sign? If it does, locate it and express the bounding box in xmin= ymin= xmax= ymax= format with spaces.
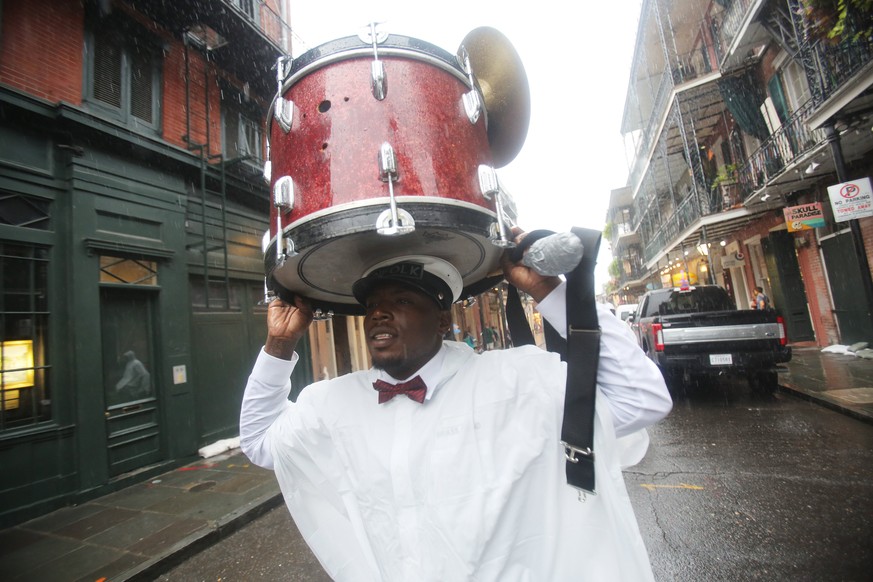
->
xmin=827 ymin=177 xmax=873 ymax=222
xmin=783 ymin=202 xmax=826 ymax=232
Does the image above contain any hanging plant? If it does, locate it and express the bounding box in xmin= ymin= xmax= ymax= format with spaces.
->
xmin=711 ymin=163 xmax=739 ymax=191
xmin=801 ymin=0 xmax=873 ymax=43
xmin=608 ymin=258 xmax=622 ymax=279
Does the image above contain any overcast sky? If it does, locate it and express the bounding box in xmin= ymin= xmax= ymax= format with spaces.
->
xmin=284 ymin=1 xmax=643 ymax=291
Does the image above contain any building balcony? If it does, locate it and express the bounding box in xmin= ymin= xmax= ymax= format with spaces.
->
xmin=736 ymin=98 xmax=828 ymax=201
xmin=125 ymin=0 xmax=292 ymax=97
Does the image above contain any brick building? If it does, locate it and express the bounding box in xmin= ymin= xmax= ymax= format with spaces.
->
xmin=607 ymin=0 xmax=873 ymax=347
xmin=0 ymin=0 xmax=308 ymax=526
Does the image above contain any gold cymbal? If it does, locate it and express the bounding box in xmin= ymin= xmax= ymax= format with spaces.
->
xmin=459 ymin=27 xmax=531 ymax=168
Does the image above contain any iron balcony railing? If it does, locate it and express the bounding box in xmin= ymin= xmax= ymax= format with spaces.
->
xmin=629 ymin=69 xmax=673 ymax=193
xmin=737 ymin=98 xmax=826 ymax=198
xmin=713 ymin=0 xmax=756 ymax=65
xmin=808 ymin=33 xmax=873 ymax=104
xmin=642 ymin=192 xmax=703 ymax=264
xmin=619 ymin=260 xmax=648 ymax=286
xmin=227 ymin=0 xmax=292 ymax=52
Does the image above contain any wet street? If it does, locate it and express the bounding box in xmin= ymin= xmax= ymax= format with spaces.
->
xmin=159 ymin=380 xmax=873 ymax=581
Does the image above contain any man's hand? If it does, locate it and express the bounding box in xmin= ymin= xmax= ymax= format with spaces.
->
xmin=500 ymin=227 xmax=562 ymax=302
xmin=264 ymin=295 xmax=314 ymax=360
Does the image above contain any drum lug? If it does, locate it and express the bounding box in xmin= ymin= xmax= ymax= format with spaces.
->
xmin=276 ymin=55 xmax=293 ymax=88
xmin=478 ymin=164 xmax=499 ymax=201
xmin=362 ymin=22 xmax=389 ymax=101
xmin=371 ymin=61 xmax=387 ymax=101
xmin=376 ymin=142 xmax=415 ymax=236
xmin=312 ymin=308 xmax=334 ymax=321
xmin=261 ymin=277 xmax=277 ymax=305
xmin=274 ymin=98 xmax=294 ymax=133
xmin=458 ymin=46 xmax=483 ymax=125
xmin=478 ymin=165 xmax=516 ymax=249
xmin=273 ymin=176 xmax=295 ymax=211
xmin=275 ymin=233 xmax=297 ymax=268
xmin=273 ymin=176 xmax=297 ymax=265
xmin=462 ymin=91 xmax=483 ymax=125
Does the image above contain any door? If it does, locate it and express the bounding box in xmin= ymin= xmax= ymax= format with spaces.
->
xmin=101 ymin=287 xmax=162 ymax=476
xmin=821 ymin=232 xmax=873 ymax=343
xmin=762 ymin=230 xmax=815 ymax=342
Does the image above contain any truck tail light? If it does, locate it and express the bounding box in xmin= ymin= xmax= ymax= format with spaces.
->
xmin=652 ymin=323 xmax=665 ymax=352
xmin=776 ymin=316 xmax=788 ymax=347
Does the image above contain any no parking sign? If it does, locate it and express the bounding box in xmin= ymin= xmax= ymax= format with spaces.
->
xmin=827 ymin=177 xmax=873 ymax=222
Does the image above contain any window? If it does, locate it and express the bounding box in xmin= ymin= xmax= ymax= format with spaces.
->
xmin=231 ymin=0 xmax=258 ymax=20
xmin=99 ymin=256 xmax=158 ymax=286
xmin=1 ymin=243 xmax=51 ymax=431
xmin=780 ymin=59 xmax=812 ymax=111
xmin=0 ymin=191 xmax=50 ymax=230
xmin=85 ymin=18 xmax=161 ymax=131
xmin=190 ymin=276 xmax=243 ymax=311
xmin=222 ymin=89 xmax=263 ymax=164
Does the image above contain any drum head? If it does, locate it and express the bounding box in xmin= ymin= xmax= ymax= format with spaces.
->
xmin=266 ymin=202 xmax=505 ymax=315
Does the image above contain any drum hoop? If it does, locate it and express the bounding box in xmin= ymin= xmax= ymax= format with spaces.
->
xmin=267 ymin=48 xmax=473 ymax=134
xmin=266 ymin=196 xmax=497 ymax=248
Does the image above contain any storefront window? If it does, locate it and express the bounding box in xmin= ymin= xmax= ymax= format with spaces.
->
xmin=1 ymin=243 xmax=51 ymax=430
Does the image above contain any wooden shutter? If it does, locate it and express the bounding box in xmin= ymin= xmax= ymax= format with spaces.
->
xmin=129 ymin=46 xmax=154 ymax=124
xmin=93 ymin=31 xmax=122 ymax=109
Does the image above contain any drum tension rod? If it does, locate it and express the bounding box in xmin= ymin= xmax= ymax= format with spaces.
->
xmin=363 ymin=22 xmax=388 ymax=101
xmin=273 ymin=56 xmax=294 ymax=133
xmin=478 ymin=165 xmax=515 ymax=248
xmin=273 ymin=176 xmax=297 ymax=265
xmin=376 ymin=142 xmax=415 ymax=236
xmin=458 ymin=46 xmax=483 ymax=125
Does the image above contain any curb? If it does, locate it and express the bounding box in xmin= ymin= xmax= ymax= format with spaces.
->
xmin=120 ymin=491 xmax=285 ymax=581
xmin=778 ymin=382 xmax=873 ymax=426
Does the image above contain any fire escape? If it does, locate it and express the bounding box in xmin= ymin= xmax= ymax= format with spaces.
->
xmin=124 ymin=0 xmax=293 ymax=307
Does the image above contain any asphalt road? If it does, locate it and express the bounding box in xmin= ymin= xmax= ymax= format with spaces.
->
xmin=159 ymin=380 xmax=873 ymax=581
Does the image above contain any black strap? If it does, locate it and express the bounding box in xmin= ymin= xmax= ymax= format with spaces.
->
xmin=505 ymin=227 xmax=601 ymax=493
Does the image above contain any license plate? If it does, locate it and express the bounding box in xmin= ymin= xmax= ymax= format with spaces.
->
xmin=709 ymin=354 xmax=733 ymax=366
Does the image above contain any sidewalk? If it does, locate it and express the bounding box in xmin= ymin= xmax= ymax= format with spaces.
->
xmin=777 ymin=345 xmax=873 ymax=424
xmin=0 ymin=450 xmax=283 ymax=582
xmin=1 ymin=345 xmax=871 ymax=582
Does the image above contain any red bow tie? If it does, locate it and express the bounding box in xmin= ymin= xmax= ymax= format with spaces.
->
xmin=373 ymin=376 xmax=427 ymax=404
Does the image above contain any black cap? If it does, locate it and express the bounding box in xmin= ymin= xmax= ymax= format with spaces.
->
xmin=352 ymin=255 xmax=462 ymax=310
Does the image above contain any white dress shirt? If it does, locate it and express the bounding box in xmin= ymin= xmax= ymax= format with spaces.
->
xmin=240 ymin=284 xmax=671 ymax=581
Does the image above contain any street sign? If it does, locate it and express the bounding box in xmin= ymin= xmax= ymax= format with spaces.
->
xmin=784 ymin=202 xmax=826 ymax=232
xmin=827 ymin=177 xmax=873 ymax=222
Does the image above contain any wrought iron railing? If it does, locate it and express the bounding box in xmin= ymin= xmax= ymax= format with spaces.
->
xmin=713 ymin=0 xmax=755 ymax=62
xmin=226 ymin=0 xmax=292 ymax=52
xmin=737 ymin=98 xmax=826 ymax=198
xmin=809 ymin=34 xmax=873 ymax=104
xmin=642 ymin=192 xmax=703 ymax=264
xmin=629 ymin=69 xmax=674 ymax=192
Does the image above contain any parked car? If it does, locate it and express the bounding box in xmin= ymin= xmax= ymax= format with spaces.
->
xmin=630 ymin=285 xmax=791 ymax=393
xmin=615 ymin=303 xmax=638 ymax=325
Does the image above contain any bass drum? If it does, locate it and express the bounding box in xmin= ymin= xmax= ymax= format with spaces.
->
xmin=265 ymin=29 xmax=528 ymax=315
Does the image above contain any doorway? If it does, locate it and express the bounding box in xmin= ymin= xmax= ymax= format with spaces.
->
xmin=100 ymin=287 xmax=162 ymax=476
xmin=762 ymin=230 xmax=815 ymax=342
xmin=821 ymin=231 xmax=873 ymax=343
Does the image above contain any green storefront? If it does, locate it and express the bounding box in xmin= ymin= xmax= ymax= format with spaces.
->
xmin=0 ymin=88 xmax=311 ymax=527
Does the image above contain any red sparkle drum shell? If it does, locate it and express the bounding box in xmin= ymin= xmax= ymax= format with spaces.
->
xmin=265 ymin=35 xmax=504 ymax=314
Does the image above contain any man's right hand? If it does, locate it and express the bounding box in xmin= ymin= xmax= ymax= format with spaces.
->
xmin=264 ymin=295 xmax=314 ymax=360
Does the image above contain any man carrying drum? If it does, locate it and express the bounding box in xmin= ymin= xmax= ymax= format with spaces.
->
xmin=240 ymin=237 xmax=672 ymax=581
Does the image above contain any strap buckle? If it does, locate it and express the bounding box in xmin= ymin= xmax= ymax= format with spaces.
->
xmin=561 ymin=441 xmax=594 ymax=463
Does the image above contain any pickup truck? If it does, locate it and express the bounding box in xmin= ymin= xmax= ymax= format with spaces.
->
xmin=630 ymin=285 xmax=791 ymax=393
